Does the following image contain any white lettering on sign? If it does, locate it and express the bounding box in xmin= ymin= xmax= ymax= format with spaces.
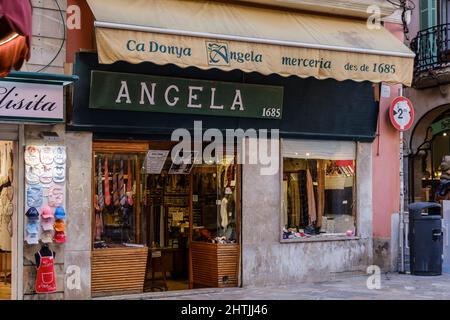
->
xmin=0 ymin=81 xmax=64 ymax=121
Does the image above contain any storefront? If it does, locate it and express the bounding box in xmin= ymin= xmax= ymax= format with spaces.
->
xmin=0 ymin=71 xmax=76 ymax=300
xmin=64 ymin=0 xmax=414 ymax=298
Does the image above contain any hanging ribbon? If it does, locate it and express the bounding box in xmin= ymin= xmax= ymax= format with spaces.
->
xmin=112 ymin=159 xmax=120 ymax=207
xmin=119 ymin=159 xmax=126 ymax=206
xmin=127 ymin=158 xmax=133 ymax=206
xmin=104 ymin=156 xmax=111 ymax=206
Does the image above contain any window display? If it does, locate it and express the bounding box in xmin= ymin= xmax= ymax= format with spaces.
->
xmin=93 ymin=152 xmax=143 ymax=246
xmin=281 ymin=139 xmax=356 ymax=240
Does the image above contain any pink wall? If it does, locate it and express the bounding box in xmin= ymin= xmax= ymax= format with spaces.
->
xmin=372 ymin=22 xmax=405 ymax=238
xmin=372 ymin=84 xmax=401 ymax=238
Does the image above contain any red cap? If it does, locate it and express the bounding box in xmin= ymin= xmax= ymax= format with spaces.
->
xmin=54 ymin=231 xmax=66 ymax=244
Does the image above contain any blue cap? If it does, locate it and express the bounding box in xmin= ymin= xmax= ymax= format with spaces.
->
xmin=25 ymin=207 xmax=39 ymax=220
xmin=54 ymin=206 xmax=65 ymax=219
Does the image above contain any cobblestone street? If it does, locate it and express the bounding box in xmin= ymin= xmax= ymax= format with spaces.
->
xmin=108 ymin=272 xmax=450 ymax=300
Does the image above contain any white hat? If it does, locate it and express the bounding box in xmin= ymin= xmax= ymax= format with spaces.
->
xmin=54 ymin=146 xmax=66 ymax=165
xmin=25 ymin=233 xmax=39 ymax=245
xmin=39 ymin=165 xmax=53 ymax=185
xmin=25 ymin=165 xmax=42 ymax=185
xmin=40 ymin=146 xmax=54 ymax=165
xmin=25 ymin=146 xmax=40 ymax=166
xmin=53 ymin=165 xmax=65 ymax=183
xmin=41 ymin=218 xmax=54 ymax=231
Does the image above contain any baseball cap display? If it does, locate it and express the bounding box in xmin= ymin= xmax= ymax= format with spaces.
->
xmin=41 ymin=206 xmax=54 ymax=219
xmin=40 ymin=230 xmax=54 ymax=243
xmin=54 ymin=231 xmax=66 ymax=244
xmin=48 ymin=185 xmax=64 ymax=207
xmin=40 ymin=146 xmax=54 ymax=165
xmin=26 ymin=186 xmax=43 ymax=208
xmin=54 ymin=206 xmax=65 ymax=219
xmin=53 ymin=165 xmax=65 ymax=183
xmin=24 ymin=146 xmax=40 ymax=166
xmin=41 ymin=218 xmax=54 ymax=231
xmin=24 ymin=145 xmax=67 ymax=246
xmin=54 ymin=220 xmax=66 ymax=232
xmin=54 ymin=147 xmax=66 ymax=165
xmin=25 ymin=207 xmax=39 ymax=220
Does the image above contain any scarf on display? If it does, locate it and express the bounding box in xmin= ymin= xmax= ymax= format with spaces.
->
xmin=112 ymin=159 xmax=120 ymax=207
xmin=306 ymin=168 xmax=316 ymax=225
xmin=119 ymin=160 xmax=126 ymax=206
xmin=97 ymin=156 xmax=104 ymax=211
xmin=127 ymin=159 xmax=133 ymax=206
xmin=104 ymin=156 xmax=111 ymax=206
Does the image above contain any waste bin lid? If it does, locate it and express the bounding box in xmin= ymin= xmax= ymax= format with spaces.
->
xmin=408 ymin=202 xmax=441 ymax=211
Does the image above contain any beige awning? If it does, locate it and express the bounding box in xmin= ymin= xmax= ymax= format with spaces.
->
xmin=87 ymin=0 xmax=414 ymax=86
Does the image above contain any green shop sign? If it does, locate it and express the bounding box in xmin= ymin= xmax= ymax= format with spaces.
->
xmin=431 ymin=117 xmax=450 ymax=136
xmin=89 ymin=71 xmax=284 ymax=119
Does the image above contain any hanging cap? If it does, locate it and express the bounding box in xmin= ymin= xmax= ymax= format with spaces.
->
xmin=25 ymin=207 xmax=39 ymax=219
xmin=40 ymin=230 xmax=54 ymax=243
xmin=54 ymin=220 xmax=66 ymax=232
xmin=41 ymin=218 xmax=54 ymax=231
xmin=54 ymin=231 xmax=66 ymax=244
xmin=54 ymin=206 xmax=66 ymax=219
xmin=41 ymin=206 xmax=54 ymax=219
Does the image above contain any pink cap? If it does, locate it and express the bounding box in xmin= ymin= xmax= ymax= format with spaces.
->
xmin=41 ymin=206 xmax=54 ymax=219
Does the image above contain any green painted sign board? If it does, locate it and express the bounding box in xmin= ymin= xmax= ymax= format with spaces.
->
xmin=89 ymin=71 xmax=283 ymax=119
xmin=431 ymin=117 xmax=450 ymax=136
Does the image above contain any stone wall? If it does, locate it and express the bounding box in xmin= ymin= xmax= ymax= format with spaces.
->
xmin=241 ymin=142 xmax=373 ymax=286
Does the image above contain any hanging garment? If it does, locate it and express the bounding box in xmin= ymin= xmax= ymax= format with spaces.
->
xmin=289 ymin=174 xmax=300 ymax=227
xmin=220 ymin=197 xmax=228 ymax=229
xmin=97 ymin=157 xmax=104 ymax=211
xmin=119 ymin=160 xmax=126 ymax=206
xmin=316 ymin=160 xmax=326 ymax=228
xmin=127 ymin=159 xmax=133 ymax=206
xmin=298 ymin=171 xmax=309 ymax=226
xmin=306 ymin=168 xmax=317 ymax=225
xmin=104 ymin=156 xmax=111 ymax=206
xmin=112 ymin=160 xmax=120 ymax=207
xmin=94 ymin=208 xmax=103 ymax=241
xmin=35 ymin=251 xmax=56 ymax=293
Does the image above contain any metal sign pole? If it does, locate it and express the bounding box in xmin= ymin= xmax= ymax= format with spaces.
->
xmin=399 ymin=130 xmax=405 ymax=273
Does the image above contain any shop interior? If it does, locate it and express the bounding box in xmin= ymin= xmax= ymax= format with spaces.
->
xmin=92 ymin=142 xmax=240 ymax=294
xmin=0 ymin=141 xmax=14 ymax=300
xmin=282 ymin=157 xmax=356 ymax=239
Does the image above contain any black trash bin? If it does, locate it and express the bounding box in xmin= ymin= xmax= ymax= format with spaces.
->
xmin=408 ymin=202 xmax=443 ymax=276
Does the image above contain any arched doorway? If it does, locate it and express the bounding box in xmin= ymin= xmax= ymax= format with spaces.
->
xmin=409 ymin=105 xmax=450 ymax=202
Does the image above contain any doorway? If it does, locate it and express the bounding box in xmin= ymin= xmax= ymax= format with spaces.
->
xmin=0 ymin=140 xmax=15 ymax=300
xmin=91 ymin=140 xmax=241 ymax=295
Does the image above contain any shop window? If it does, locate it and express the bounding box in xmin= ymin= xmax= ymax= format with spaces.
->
xmin=93 ymin=151 xmax=145 ymax=246
xmin=281 ymin=139 xmax=356 ymax=240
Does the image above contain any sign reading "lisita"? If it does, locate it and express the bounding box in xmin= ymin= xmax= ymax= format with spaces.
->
xmin=0 ymin=81 xmax=64 ymax=122
xmin=89 ymin=71 xmax=284 ymax=119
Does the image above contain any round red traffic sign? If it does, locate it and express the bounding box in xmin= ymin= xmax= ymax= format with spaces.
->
xmin=389 ymin=96 xmax=414 ymax=131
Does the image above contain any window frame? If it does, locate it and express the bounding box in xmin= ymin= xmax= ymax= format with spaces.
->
xmin=279 ymin=139 xmax=360 ymax=243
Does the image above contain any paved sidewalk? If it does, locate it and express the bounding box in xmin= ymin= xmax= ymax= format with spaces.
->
xmin=147 ymin=272 xmax=450 ymax=300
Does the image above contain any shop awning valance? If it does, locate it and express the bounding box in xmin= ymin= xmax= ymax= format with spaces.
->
xmin=87 ymin=0 xmax=414 ymax=86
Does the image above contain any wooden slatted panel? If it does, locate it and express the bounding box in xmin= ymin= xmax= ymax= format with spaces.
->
xmin=91 ymin=247 xmax=148 ymax=297
xmin=191 ymin=242 xmax=239 ymax=288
